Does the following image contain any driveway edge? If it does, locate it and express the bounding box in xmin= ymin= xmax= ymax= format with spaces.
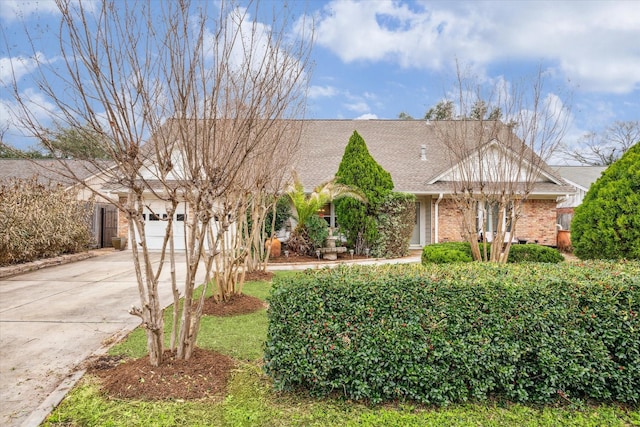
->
xmin=0 ymin=249 xmax=116 ymax=279
xmin=20 ymin=324 xmax=136 ymax=427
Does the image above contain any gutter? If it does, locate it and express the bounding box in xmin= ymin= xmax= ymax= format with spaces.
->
xmin=434 ymin=193 xmax=443 ymax=243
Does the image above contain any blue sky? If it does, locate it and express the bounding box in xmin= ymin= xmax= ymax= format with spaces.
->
xmin=1 ymin=0 xmax=639 ymax=163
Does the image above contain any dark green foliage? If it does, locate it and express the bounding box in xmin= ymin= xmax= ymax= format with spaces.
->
xmin=264 ymin=262 xmax=640 ymax=405
xmin=286 ymin=214 xmax=329 ymax=256
xmin=306 ymin=214 xmax=329 ymax=251
xmin=507 ymin=244 xmax=565 ymax=263
xmin=335 ymin=131 xmax=394 ymax=253
xmin=572 ymin=143 xmax=640 ymax=260
xmin=421 ymin=245 xmax=473 ymax=263
xmin=246 ymin=196 xmax=291 ymax=238
xmin=266 ymin=197 xmax=291 ymax=236
xmin=421 ymin=242 xmax=563 ymax=265
xmin=374 ymin=192 xmax=416 ymax=258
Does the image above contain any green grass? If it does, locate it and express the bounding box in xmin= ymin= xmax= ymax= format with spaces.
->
xmin=45 ymin=270 xmax=639 ymax=427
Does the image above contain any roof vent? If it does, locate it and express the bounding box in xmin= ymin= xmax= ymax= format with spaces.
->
xmin=420 ymin=144 xmax=427 ymax=161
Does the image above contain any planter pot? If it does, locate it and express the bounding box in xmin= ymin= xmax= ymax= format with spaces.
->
xmin=265 ymin=237 xmax=281 ymax=258
xmin=557 ymin=230 xmax=571 ymax=252
xmin=112 ymin=237 xmax=128 ymax=251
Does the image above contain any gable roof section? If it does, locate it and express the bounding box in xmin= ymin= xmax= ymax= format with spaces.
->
xmin=294 ymin=120 xmax=573 ymax=196
xmin=552 ymin=165 xmax=607 ymax=191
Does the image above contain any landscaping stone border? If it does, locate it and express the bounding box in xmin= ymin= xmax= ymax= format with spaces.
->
xmin=0 ymin=249 xmax=113 ymax=279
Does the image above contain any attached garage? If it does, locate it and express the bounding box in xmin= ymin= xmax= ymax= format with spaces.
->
xmin=140 ymin=200 xmax=188 ymax=251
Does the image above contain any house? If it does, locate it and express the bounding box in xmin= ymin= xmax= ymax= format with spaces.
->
xmin=293 ymin=120 xmax=574 ymax=248
xmin=553 ymin=165 xmax=607 ymax=230
xmin=26 ymin=119 xmax=570 ymax=252
xmin=0 ymin=159 xmax=119 ymax=248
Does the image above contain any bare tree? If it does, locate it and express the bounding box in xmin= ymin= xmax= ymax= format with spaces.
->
xmin=433 ymin=64 xmax=569 ymax=262
xmin=3 ymin=0 xmax=312 ymax=365
xmin=561 ymin=120 xmax=639 ymax=166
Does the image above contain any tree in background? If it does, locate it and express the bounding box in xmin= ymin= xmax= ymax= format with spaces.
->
xmin=571 ymin=142 xmax=640 ymax=260
xmin=286 ymin=172 xmax=365 ymax=255
xmin=398 ymin=111 xmax=414 ymax=120
xmin=0 ymin=142 xmax=50 ymax=158
xmin=43 ymin=124 xmax=111 ymax=159
xmin=432 ymin=64 xmax=569 ymax=262
xmin=335 ymin=131 xmax=394 ymax=254
xmin=561 ymin=120 xmax=639 ymax=166
xmin=424 ymin=99 xmax=455 ymax=120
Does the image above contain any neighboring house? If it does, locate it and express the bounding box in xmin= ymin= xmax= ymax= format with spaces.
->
xmin=294 ymin=120 xmax=575 ymax=248
xmin=553 ymin=165 xmax=607 ymax=230
xmin=0 ymin=159 xmax=119 ymax=248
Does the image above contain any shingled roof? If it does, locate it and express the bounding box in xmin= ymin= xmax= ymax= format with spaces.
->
xmin=0 ymin=159 xmax=105 ymax=188
xmin=294 ymin=119 xmax=573 ymax=196
xmin=552 ymin=165 xmax=607 ymax=191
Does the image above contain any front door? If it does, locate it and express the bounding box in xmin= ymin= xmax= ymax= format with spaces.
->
xmin=411 ymin=202 xmax=420 ymax=245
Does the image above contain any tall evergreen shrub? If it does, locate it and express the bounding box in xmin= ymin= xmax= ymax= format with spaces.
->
xmin=572 ymin=142 xmax=640 ymax=260
xmin=374 ymin=192 xmax=416 ymax=258
xmin=335 ymin=131 xmax=394 ymax=253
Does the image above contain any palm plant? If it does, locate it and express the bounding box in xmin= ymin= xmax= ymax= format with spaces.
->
xmin=286 ymin=172 xmax=366 ymax=255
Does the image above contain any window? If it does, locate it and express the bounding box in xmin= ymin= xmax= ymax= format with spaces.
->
xmin=176 ymin=214 xmax=186 ymax=221
xmin=477 ymin=202 xmax=512 ymax=240
xmin=149 ymin=213 xmax=160 ymax=221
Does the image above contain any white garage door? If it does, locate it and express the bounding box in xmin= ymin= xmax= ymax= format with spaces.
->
xmin=142 ymin=201 xmax=187 ymax=251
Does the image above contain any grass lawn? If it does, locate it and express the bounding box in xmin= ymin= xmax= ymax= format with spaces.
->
xmin=44 ymin=272 xmax=639 ymax=426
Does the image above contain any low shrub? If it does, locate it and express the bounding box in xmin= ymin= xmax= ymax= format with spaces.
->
xmin=506 ymin=244 xmax=565 ymax=263
xmin=421 ymin=242 xmax=484 ymax=264
xmin=265 ymin=262 xmax=640 ymax=405
xmin=421 ymin=242 xmax=563 ymax=264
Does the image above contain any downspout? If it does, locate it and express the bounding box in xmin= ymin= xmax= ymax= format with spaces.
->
xmin=434 ymin=193 xmax=443 ymax=243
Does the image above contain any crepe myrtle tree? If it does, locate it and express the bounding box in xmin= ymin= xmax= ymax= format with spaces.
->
xmin=432 ymin=64 xmax=569 ymax=262
xmin=4 ymin=0 xmax=312 ymax=365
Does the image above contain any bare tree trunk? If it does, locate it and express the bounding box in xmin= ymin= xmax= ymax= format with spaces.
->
xmin=5 ymin=0 xmax=313 ymax=364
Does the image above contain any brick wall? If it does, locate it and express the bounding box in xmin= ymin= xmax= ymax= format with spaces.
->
xmin=432 ymin=197 xmax=558 ymax=246
xmin=118 ymin=195 xmax=129 ymax=239
xmin=436 ymin=199 xmax=465 ymax=242
xmin=516 ymin=199 xmax=557 ymax=246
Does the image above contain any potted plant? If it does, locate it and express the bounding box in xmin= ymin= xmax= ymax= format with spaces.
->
xmin=112 ymin=236 xmax=128 ymax=250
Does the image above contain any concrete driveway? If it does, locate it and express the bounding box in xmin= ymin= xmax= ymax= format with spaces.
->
xmin=0 ymin=250 xmax=202 ymax=427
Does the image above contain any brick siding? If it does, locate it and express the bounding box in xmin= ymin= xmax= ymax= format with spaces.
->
xmin=118 ymin=195 xmax=129 ymax=239
xmin=433 ymin=197 xmax=558 ymax=246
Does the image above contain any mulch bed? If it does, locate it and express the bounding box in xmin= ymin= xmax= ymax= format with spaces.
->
xmin=90 ymin=348 xmax=235 ymax=400
xmin=89 ymin=293 xmax=266 ymax=401
xmin=201 ymin=293 xmax=267 ymax=316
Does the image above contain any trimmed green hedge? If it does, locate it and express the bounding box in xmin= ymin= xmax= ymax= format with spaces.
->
xmin=264 ymin=262 xmax=640 ymax=405
xmin=421 ymin=242 xmax=563 ymax=264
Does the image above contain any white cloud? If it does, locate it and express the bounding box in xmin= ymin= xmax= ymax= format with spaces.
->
xmin=0 ymin=87 xmax=59 ymax=148
xmin=0 ymin=52 xmax=48 ymax=82
xmin=355 ymin=113 xmax=378 ymax=120
xmin=0 ymin=0 xmax=59 ymax=22
xmin=344 ymin=100 xmax=370 ymax=114
xmin=314 ymin=0 xmax=640 ymax=94
xmin=308 ymin=85 xmax=339 ymax=99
